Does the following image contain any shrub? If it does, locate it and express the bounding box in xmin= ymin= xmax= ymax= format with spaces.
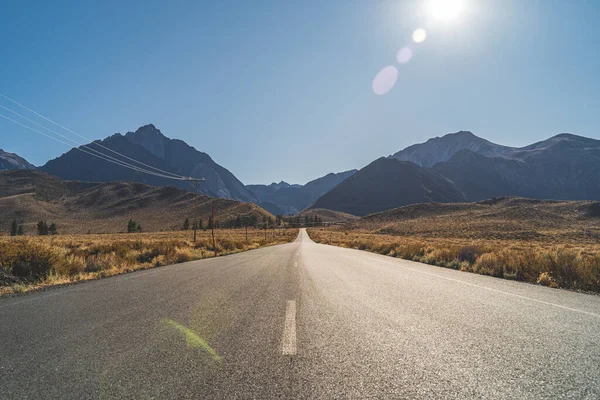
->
xmin=54 ymin=254 xmax=86 ymax=276
xmin=5 ymin=242 xmax=58 ymax=279
xmin=473 ymin=252 xmax=505 ymax=278
xmin=457 ymin=246 xmax=481 ymax=264
xmin=85 ymin=253 xmax=117 ymax=272
xmin=537 ymin=272 xmax=558 ymax=288
xmin=547 ymin=248 xmax=579 ymax=288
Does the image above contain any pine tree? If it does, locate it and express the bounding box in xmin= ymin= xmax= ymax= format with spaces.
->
xmin=182 ymin=218 xmax=190 ymax=230
xmin=17 ymin=224 xmax=24 ymax=236
xmin=37 ymin=221 xmax=49 ymax=235
xmin=127 ymin=219 xmax=138 ymax=233
xmin=199 ymin=219 xmax=203 ymax=230
xmin=235 ymin=215 xmax=242 ymax=228
xmin=10 ymin=219 xmax=18 ymax=236
xmin=49 ymin=223 xmax=57 ymax=235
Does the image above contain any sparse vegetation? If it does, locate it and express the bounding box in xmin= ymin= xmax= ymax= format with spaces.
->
xmin=307 ymin=198 xmax=600 ymax=292
xmin=0 ymin=228 xmax=298 ymax=296
xmin=307 ymin=229 xmax=600 ymax=292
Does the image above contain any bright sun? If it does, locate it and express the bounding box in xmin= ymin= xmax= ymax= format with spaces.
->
xmin=428 ymin=0 xmax=465 ymax=21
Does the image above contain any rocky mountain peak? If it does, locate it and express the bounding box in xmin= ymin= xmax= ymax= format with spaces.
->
xmin=391 ymin=130 xmax=514 ymax=168
xmin=124 ymin=124 xmax=169 ymax=159
xmin=0 ymin=149 xmax=36 ymax=171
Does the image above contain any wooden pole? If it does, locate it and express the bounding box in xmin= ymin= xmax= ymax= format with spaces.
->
xmin=193 ymin=179 xmax=198 ymax=242
xmin=212 ymin=205 xmax=216 ymax=257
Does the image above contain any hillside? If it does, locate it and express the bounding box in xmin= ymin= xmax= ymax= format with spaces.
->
xmin=0 ymin=170 xmax=272 ymax=234
xmin=297 ymin=208 xmax=359 ymax=223
xmin=348 ymin=197 xmax=600 ymax=242
xmin=309 ymin=158 xmax=466 ymax=216
xmin=247 ymin=169 xmax=357 ymax=215
xmin=41 ymin=124 xmax=255 ymax=202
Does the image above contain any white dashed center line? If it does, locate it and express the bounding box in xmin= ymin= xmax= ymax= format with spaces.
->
xmin=282 ymin=300 xmax=297 ymax=355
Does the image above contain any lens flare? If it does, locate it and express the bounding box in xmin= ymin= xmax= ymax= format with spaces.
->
xmin=396 ymin=47 xmax=413 ymax=64
xmin=372 ymin=66 xmax=398 ymax=95
xmin=412 ymin=28 xmax=427 ymax=44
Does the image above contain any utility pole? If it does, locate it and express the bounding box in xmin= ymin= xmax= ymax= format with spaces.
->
xmin=212 ymin=205 xmax=216 ymax=257
xmin=184 ymin=177 xmax=206 ymax=242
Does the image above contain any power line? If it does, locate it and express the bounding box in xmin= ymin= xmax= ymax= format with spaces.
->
xmin=0 ymin=92 xmax=186 ymax=179
xmin=0 ymin=103 xmax=189 ymax=179
xmin=0 ymin=112 xmax=189 ymax=180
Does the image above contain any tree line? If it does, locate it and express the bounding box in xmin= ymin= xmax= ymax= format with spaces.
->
xmin=7 ymin=220 xmax=58 ymax=236
xmin=179 ymin=213 xmax=325 ymax=230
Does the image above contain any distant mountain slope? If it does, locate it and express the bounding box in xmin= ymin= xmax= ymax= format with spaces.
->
xmin=391 ymin=131 xmax=514 ymax=167
xmin=247 ymin=169 xmax=357 ymax=215
xmin=434 ymin=134 xmax=600 ymax=201
xmin=346 ymin=196 xmax=600 ymax=241
xmin=310 ymin=158 xmax=466 ymax=216
xmin=0 ymin=149 xmax=36 ymax=171
xmin=41 ymin=124 xmax=255 ymax=202
xmin=0 ymin=170 xmax=272 ymax=234
xmin=432 ymin=150 xmax=532 ymax=201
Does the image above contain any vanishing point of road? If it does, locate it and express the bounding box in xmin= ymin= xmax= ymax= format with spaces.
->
xmin=1 ymin=229 xmax=599 ymax=399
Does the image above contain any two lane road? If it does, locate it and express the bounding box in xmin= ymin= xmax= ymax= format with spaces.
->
xmin=1 ymin=229 xmax=599 ymax=399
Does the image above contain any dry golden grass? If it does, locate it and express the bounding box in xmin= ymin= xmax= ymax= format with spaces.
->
xmin=307 ymin=228 xmax=600 ymax=292
xmin=0 ymin=228 xmax=298 ymax=296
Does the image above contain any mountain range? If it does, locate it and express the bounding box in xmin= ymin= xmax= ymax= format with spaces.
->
xmin=41 ymin=124 xmax=256 ymax=202
xmin=247 ymin=170 xmax=357 ymax=215
xmin=4 ymin=126 xmax=600 ymax=218
xmin=34 ymin=124 xmax=354 ymax=214
xmin=312 ymin=131 xmax=600 ymax=215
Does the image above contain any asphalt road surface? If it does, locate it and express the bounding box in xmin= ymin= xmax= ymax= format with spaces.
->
xmin=1 ymin=229 xmax=600 ymax=399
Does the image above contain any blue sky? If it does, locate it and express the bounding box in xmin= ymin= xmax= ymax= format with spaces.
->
xmin=1 ymin=0 xmax=599 ymax=184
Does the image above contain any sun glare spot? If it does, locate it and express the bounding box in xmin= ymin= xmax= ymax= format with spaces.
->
xmin=372 ymin=66 xmax=398 ymax=95
xmin=396 ymin=47 xmax=413 ymax=64
xmin=412 ymin=28 xmax=427 ymax=44
xmin=428 ymin=0 xmax=464 ymax=21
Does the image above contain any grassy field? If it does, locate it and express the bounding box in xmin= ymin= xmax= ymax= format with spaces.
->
xmin=307 ymin=229 xmax=600 ymax=292
xmin=307 ymin=199 xmax=600 ymax=292
xmin=0 ymin=228 xmax=298 ymax=296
